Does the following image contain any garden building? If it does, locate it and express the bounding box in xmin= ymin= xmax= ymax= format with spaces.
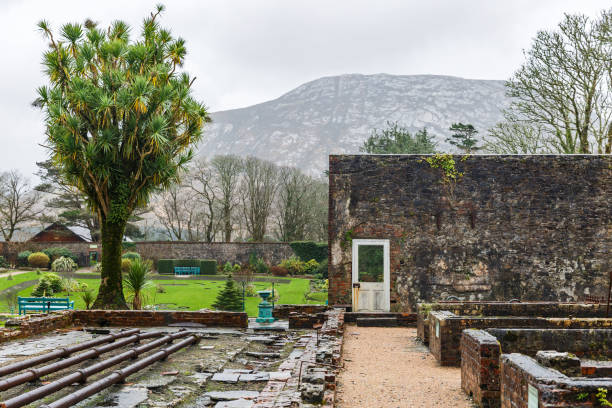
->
xmin=327 ymin=154 xmax=612 ymax=312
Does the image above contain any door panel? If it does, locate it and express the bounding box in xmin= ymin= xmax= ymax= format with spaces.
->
xmin=352 ymin=240 xmax=390 ymax=312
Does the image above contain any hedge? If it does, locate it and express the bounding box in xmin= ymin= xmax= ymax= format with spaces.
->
xmin=289 ymin=241 xmax=328 ymax=263
xmin=156 ymin=259 xmax=217 ymax=275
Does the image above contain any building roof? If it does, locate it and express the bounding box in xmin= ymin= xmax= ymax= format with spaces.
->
xmin=28 ymin=222 xmax=92 ymax=243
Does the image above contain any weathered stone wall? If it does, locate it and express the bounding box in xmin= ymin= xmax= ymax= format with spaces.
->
xmin=428 ymin=311 xmax=612 ymax=366
xmin=1 ymin=311 xmax=74 ymax=344
xmin=417 ymin=301 xmax=609 ymax=345
xmin=0 ymin=241 xmax=295 ymax=267
xmin=328 ymin=155 xmax=612 ymax=311
xmin=461 ymin=329 xmax=501 ymax=408
xmin=500 ymin=353 xmax=612 ymax=408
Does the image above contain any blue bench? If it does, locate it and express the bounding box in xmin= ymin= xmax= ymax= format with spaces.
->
xmin=174 ymin=266 xmax=200 ymax=276
xmin=18 ymin=297 xmax=74 ymax=315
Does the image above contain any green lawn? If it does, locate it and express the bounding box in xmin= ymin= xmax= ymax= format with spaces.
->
xmin=14 ymin=276 xmax=326 ymax=317
xmin=0 ymin=271 xmax=40 ymax=292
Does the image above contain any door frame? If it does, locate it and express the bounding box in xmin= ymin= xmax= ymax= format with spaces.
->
xmin=351 ymin=239 xmax=390 ymax=312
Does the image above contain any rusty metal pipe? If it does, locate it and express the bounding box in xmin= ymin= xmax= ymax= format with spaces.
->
xmin=40 ymin=335 xmax=198 ymax=408
xmin=0 ymin=331 xmax=190 ymax=408
xmin=0 ymin=331 xmax=161 ymax=391
xmin=0 ymin=328 xmax=140 ymax=377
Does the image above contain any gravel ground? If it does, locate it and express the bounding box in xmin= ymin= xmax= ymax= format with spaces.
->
xmin=336 ymin=326 xmax=474 ymax=408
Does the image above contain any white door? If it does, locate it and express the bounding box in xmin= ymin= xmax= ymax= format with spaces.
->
xmin=352 ymin=239 xmax=390 ymax=312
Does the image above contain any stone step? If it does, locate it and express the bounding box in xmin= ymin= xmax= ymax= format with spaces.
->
xmin=356 ymin=317 xmax=399 ymax=327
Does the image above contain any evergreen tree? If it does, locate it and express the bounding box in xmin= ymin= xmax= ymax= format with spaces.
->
xmin=360 ymin=122 xmax=437 ymax=154
xmin=446 ymin=123 xmax=481 ymax=153
xmin=212 ymin=275 xmax=243 ymax=312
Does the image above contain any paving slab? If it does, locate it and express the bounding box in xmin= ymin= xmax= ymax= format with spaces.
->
xmin=211 ymin=372 xmax=240 ymax=383
xmin=214 ymin=398 xmax=254 ymax=407
xmin=238 ymin=372 xmax=270 ymax=382
xmin=269 ymin=371 xmax=292 ymax=381
xmin=205 ymin=391 xmax=260 ymax=401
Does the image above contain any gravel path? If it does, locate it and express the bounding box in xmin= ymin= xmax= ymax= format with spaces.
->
xmin=336 ymin=326 xmax=473 ymax=408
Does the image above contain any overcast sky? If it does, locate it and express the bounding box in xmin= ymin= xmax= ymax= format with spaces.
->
xmin=0 ymin=0 xmax=609 ymax=179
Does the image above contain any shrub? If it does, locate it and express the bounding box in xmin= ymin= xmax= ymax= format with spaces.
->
xmin=28 ymin=252 xmax=51 ymax=268
xmin=270 ymin=266 xmax=289 ymax=277
xmin=0 ymin=256 xmax=8 ymax=268
xmin=303 ymin=259 xmax=320 ymax=275
xmin=279 ymin=256 xmax=305 ymax=275
xmin=156 ymin=283 xmax=166 ymax=293
xmin=245 ymin=284 xmax=258 ymax=297
xmin=157 ymin=259 xmax=173 ymax=274
xmin=122 ymin=252 xmax=141 ymax=261
xmin=17 ymin=251 xmax=32 ymax=267
xmin=52 ymin=256 xmax=78 ymax=272
xmin=80 ymin=290 xmax=95 ymax=310
xmin=121 ymin=258 xmax=132 ymax=273
xmin=43 ymin=247 xmax=78 ymax=264
xmin=212 ymin=275 xmax=243 ymax=311
xmin=200 ymin=260 xmax=217 ymax=275
xmin=316 ymin=258 xmax=328 ymax=279
xmin=32 ymin=273 xmax=63 ymax=296
xmin=94 ymin=263 xmax=102 ymax=273
xmin=289 ymin=241 xmax=328 ymax=263
xmin=61 ymin=277 xmax=80 ymax=294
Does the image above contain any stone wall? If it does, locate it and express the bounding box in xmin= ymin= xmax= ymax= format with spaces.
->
xmin=417 ymin=301 xmax=609 ymax=345
xmin=328 ymin=155 xmax=612 ymax=311
xmin=272 ymin=304 xmax=329 ymax=319
xmin=500 ymin=353 xmax=612 ymax=408
xmin=461 ymin=329 xmax=502 ymax=408
xmin=428 ymin=311 xmax=612 ymax=366
xmin=0 ymin=241 xmax=295 ymax=267
xmin=1 ymin=311 xmax=74 ymax=344
xmin=72 ymin=310 xmax=248 ymax=328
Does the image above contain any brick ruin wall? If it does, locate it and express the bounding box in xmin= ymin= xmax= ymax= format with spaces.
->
xmin=0 ymin=241 xmax=295 ymax=267
xmin=428 ymin=311 xmax=612 ymax=366
xmin=462 ymin=328 xmax=612 ymax=408
xmin=328 ymin=155 xmax=612 ymax=311
xmin=416 ymin=301 xmax=608 ymax=344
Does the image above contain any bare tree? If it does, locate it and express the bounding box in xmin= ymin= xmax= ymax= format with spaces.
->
xmin=0 ymin=171 xmax=40 ymax=241
xmin=275 ymin=167 xmax=316 ymax=242
xmin=240 ymin=157 xmax=278 ymax=241
xmin=504 ymin=10 xmax=612 ymax=154
xmin=305 ymin=179 xmax=329 ymax=242
xmin=189 ymin=160 xmax=221 ymax=242
xmin=211 ymin=155 xmax=243 ymax=242
xmin=484 ymin=117 xmax=550 ymax=154
xmin=154 ymin=186 xmax=208 ymax=241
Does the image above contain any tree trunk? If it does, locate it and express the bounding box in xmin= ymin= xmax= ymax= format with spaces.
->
xmin=92 ymin=218 xmax=129 ymax=309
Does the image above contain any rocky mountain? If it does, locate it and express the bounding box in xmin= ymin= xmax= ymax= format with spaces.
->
xmin=200 ymin=74 xmax=509 ymax=177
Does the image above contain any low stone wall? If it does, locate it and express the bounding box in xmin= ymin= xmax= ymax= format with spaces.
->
xmin=272 ymin=304 xmax=329 ymax=319
xmin=429 ymin=311 xmax=612 ymax=366
xmin=72 ymin=310 xmax=248 ymax=328
xmin=417 ymin=302 xmax=608 ymax=345
xmin=1 ymin=311 xmax=75 ymax=344
xmin=0 ymin=241 xmax=296 ymax=267
xmin=500 ymin=353 xmax=612 ymax=408
xmin=461 ymin=329 xmax=502 ymax=408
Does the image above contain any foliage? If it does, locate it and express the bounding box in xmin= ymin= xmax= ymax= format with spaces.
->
xmin=61 ymin=277 xmax=85 ymax=294
xmin=303 ymin=259 xmax=320 ymax=275
xmin=279 ymin=256 xmax=307 ymax=276
xmin=32 ymin=272 xmax=63 ymax=296
xmin=241 ymin=157 xmax=278 ymax=241
xmin=289 ymin=241 xmax=328 ymax=263
xmin=249 ymin=254 xmax=269 ymax=274
xmin=211 ymin=275 xmax=243 ymax=311
xmin=17 ymin=251 xmax=32 ymax=267
xmin=446 ymin=123 xmax=481 ymax=153
xmin=316 ymin=258 xmax=328 ymax=279
xmin=270 ymin=266 xmax=289 ymax=277
xmin=7 ymin=273 xmax=12 ymax=281
xmin=121 ymin=258 xmax=132 ymax=273
xmin=52 ymin=256 xmax=78 ymax=272
xmin=122 ymin=252 xmax=141 ymax=261
xmin=35 ymin=5 xmax=210 ymax=309
xmin=360 ymin=122 xmax=437 ymax=154
xmin=0 ymin=256 xmax=8 ymax=269
xmin=245 ymin=284 xmax=257 ymax=297
xmin=123 ymin=258 xmax=153 ymax=310
xmin=223 ymin=262 xmax=241 ymax=274
xmin=484 ymin=120 xmax=549 ymax=154
xmin=80 ymin=290 xmax=95 ymax=310
xmin=597 ymin=388 xmax=612 ymax=407
xmin=43 ymin=247 xmax=78 ymax=264
xmin=28 ymin=252 xmax=51 ymax=268
xmin=156 ymin=283 xmax=166 ymax=293
xmin=502 ymin=10 xmax=612 ymax=154
xmin=424 ymin=154 xmax=465 ymax=206
xmin=357 ymin=245 xmax=384 ymax=282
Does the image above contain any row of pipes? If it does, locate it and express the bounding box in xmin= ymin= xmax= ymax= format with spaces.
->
xmin=0 ymin=328 xmax=200 ymax=408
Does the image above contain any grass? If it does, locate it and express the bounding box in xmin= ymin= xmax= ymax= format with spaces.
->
xmin=0 ymin=271 xmax=40 ymax=292
xmin=13 ymin=276 xmax=327 ymax=317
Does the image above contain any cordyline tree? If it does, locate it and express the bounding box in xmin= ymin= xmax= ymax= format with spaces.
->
xmin=34 ymin=5 xmax=210 ymax=308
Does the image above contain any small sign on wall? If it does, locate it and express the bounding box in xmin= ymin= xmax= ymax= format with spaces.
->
xmin=528 ymin=384 xmax=538 ymax=408
xmin=435 ymin=321 xmax=440 ymax=338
